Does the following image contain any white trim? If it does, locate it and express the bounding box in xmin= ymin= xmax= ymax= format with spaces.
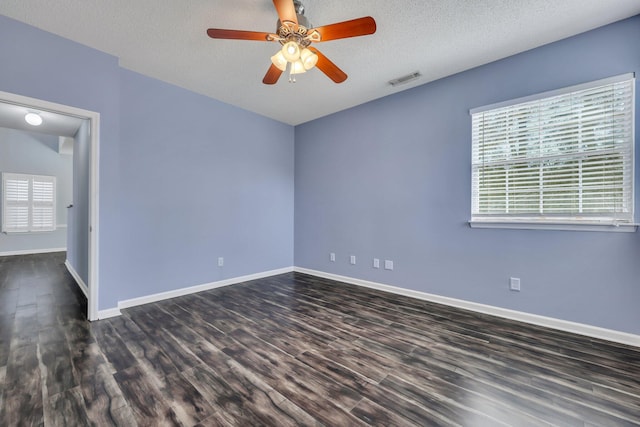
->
xmin=89 ymin=114 xmax=100 ymax=321
xmin=1 ymin=225 xmax=67 ymax=233
xmin=0 ymin=90 xmax=101 ymax=322
xmin=108 ymin=266 xmax=295 ymax=312
xmin=631 ymin=72 xmax=636 ymax=235
xmin=65 ymin=259 xmax=88 ymax=298
xmin=97 ymin=307 xmax=121 ymax=320
xmin=0 ymin=247 xmax=66 ymax=257
xmin=293 ymin=267 xmax=640 ymax=348
xmin=469 ymin=221 xmax=638 ymax=233
xmin=3 ymin=229 xmax=66 ymax=234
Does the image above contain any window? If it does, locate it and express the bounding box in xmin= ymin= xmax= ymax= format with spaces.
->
xmin=2 ymin=173 xmax=56 ymax=233
xmin=470 ymin=74 xmax=635 ymax=231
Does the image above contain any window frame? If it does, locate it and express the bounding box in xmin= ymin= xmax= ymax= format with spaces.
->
xmin=2 ymin=172 xmax=57 ymax=233
xmin=469 ymin=74 xmax=636 ymax=232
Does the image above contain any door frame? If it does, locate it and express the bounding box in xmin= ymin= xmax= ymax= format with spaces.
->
xmin=0 ymin=90 xmax=100 ymax=321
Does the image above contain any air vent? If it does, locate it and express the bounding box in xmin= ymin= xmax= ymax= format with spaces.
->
xmin=388 ymin=72 xmax=421 ymax=87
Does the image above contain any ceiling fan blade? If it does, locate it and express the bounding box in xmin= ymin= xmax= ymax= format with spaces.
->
xmin=207 ymin=28 xmax=273 ymax=41
xmin=273 ymin=0 xmax=298 ymax=26
xmin=263 ymin=64 xmax=284 ymax=85
xmin=308 ymin=47 xmax=347 ymax=83
xmin=311 ymin=16 xmax=376 ymax=42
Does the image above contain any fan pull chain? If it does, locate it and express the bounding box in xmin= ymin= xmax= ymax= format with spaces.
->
xmin=288 ymin=62 xmax=296 ymax=83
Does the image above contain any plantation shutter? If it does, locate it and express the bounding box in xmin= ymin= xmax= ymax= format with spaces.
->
xmin=2 ymin=174 xmax=30 ymax=232
xmin=471 ymin=74 xmax=634 ymax=224
xmin=32 ymin=176 xmax=56 ymax=231
xmin=2 ymin=173 xmax=56 ymax=232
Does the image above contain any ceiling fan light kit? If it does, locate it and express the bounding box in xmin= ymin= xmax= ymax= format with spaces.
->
xmin=300 ymin=48 xmax=318 ymax=70
xmin=206 ymin=0 xmax=376 ymax=85
xmin=281 ymin=41 xmax=301 ymax=62
xmin=271 ymin=51 xmax=288 ymax=72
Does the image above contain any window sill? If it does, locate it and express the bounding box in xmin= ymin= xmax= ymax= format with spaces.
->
xmin=2 ymin=228 xmax=60 ymax=235
xmin=469 ymin=220 xmax=638 ymax=233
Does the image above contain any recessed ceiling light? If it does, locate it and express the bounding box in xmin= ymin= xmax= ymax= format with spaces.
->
xmin=25 ymin=112 xmax=43 ymax=126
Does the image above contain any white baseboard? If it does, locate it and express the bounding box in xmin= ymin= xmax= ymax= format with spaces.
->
xmin=97 ymin=308 xmax=122 ymax=320
xmin=104 ymin=266 xmax=295 ymax=314
xmin=294 ymin=267 xmax=640 ymax=348
xmin=84 ymin=263 xmax=640 ymax=348
xmin=64 ymin=259 xmax=88 ymax=298
xmin=0 ymin=247 xmax=66 ymax=257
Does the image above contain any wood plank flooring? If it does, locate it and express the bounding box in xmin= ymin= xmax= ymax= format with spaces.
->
xmin=1 ymin=253 xmax=640 ymax=426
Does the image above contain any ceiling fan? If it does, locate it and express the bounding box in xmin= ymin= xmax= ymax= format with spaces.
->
xmin=207 ymin=0 xmax=376 ymax=85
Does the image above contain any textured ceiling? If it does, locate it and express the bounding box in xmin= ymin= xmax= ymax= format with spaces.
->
xmin=1 ymin=0 xmax=639 ymax=125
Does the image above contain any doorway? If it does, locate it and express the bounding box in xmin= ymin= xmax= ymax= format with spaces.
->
xmin=0 ymin=90 xmax=100 ymax=321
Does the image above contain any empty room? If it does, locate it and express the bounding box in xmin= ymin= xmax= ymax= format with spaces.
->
xmin=1 ymin=1 xmax=640 ymax=425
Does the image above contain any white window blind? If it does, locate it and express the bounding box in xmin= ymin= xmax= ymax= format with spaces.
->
xmin=2 ymin=173 xmax=56 ymax=233
xmin=471 ymin=74 xmax=635 ymax=228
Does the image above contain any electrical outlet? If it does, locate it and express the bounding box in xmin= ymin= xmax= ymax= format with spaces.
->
xmin=350 ymin=255 xmax=356 ymax=265
xmin=384 ymin=260 xmax=394 ymax=270
xmin=218 ymin=257 xmax=224 ymax=267
xmin=373 ymin=258 xmax=380 ymax=268
xmin=510 ymin=277 xmax=521 ymax=291
xmin=330 ymin=252 xmax=336 ymax=262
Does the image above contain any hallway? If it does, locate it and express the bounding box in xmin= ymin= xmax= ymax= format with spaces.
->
xmin=0 ymin=252 xmax=117 ymax=426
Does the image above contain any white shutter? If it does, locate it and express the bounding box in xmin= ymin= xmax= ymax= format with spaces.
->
xmin=2 ymin=174 xmax=30 ymax=232
xmin=471 ymin=74 xmax=634 ymax=225
xmin=31 ymin=176 xmax=56 ymax=231
xmin=2 ymin=173 xmax=56 ymax=232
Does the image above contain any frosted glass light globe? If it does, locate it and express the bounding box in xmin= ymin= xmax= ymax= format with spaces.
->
xmin=281 ymin=41 xmax=301 ymax=62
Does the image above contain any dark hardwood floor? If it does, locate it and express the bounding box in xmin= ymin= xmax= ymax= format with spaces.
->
xmin=1 ymin=253 xmax=640 ymax=426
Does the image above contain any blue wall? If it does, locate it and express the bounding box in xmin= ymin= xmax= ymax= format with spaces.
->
xmin=0 ymin=127 xmax=72 ymax=254
xmin=0 ymin=14 xmax=122 ymax=310
xmin=295 ymin=16 xmax=640 ymax=335
xmin=2 ymin=13 xmax=639 ymax=335
xmin=0 ymin=15 xmax=294 ymax=310
xmin=116 ymin=69 xmax=294 ymax=303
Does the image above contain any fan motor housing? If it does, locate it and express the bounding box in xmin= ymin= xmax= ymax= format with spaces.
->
xmin=276 ymin=0 xmax=310 ymax=34
xmin=276 ymin=10 xmax=312 ymax=48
